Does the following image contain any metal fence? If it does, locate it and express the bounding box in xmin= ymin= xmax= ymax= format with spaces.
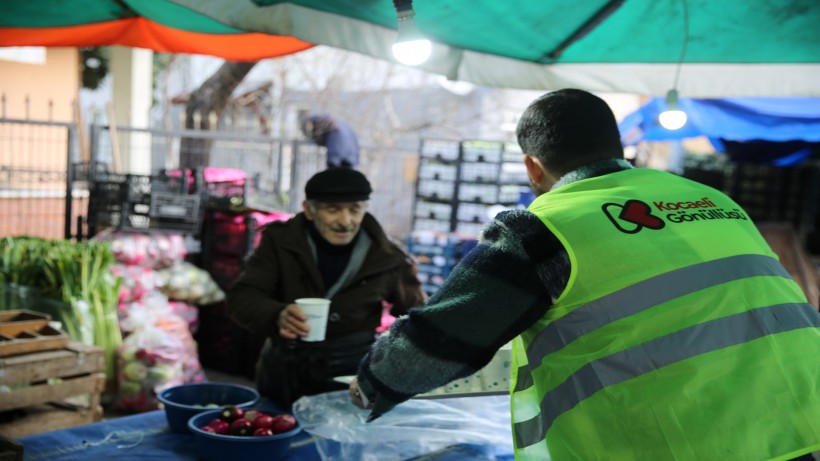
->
xmin=0 ymin=118 xmax=83 ymax=240
xmin=0 ymin=118 xmax=419 ymax=241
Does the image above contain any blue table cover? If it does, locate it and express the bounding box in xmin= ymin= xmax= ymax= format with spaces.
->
xmin=18 ymin=401 xmax=321 ymax=461
xmin=18 ymin=402 xmax=514 ymax=461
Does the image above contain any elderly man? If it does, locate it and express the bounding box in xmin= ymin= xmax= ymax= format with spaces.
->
xmin=228 ymin=167 xmax=425 ymax=409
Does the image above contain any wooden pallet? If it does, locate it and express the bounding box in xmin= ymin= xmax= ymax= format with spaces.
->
xmin=0 ymin=310 xmax=70 ymax=357
xmin=0 ymin=342 xmax=105 ymax=438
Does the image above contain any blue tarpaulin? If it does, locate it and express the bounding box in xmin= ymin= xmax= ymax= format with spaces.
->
xmin=619 ymin=97 xmax=820 ymax=165
xmin=619 ymin=97 xmax=820 ymax=145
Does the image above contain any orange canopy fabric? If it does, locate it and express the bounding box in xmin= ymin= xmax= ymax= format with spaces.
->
xmin=0 ymin=17 xmax=313 ymax=61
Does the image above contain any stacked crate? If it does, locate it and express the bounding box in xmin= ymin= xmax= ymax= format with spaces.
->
xmin=0 ymin=310 xmax=104 ymax=438
xmin=407 ymin=231 xmax=478 ymax=297
xmin=84 ymin=167 xmax=206 ymax=237
xmin=724 ymin=162 xmax=819 ymax=237
xmin=413 ymin=140 xmax=532 ymax=238
xmin=414 ymin=140 xmax=460 ymax=233
xmin=195 ymin=172 xmax=290 ymax=379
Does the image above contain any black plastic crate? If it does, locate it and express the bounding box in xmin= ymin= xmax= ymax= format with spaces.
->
xmin=87 ymin=170 xmax=205 ymax=235
xmin=206 ymin=176 xmax=283 ymax=213
xmin=88 ymin=199 xmax=202 ymax=234
xmin=207 ymin=179 xmax=249 ymax=210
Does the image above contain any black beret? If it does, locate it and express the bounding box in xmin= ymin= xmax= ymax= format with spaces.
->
xmin=304 ymin=168 xmax=372 ymax=203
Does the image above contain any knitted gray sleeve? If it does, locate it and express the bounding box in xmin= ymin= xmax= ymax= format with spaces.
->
xmin=358 ymin=209 xmax=570 ymax=421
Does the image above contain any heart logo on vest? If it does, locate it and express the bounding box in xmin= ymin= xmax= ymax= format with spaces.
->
xmin=602 ymin=199 xmax=666 ymax=234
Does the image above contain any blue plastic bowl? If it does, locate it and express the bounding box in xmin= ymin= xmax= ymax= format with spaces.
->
xmin=188 ymin=409 xmax=302 ymax=461
xmin=157 ymin=383 xmax=260 ymax=433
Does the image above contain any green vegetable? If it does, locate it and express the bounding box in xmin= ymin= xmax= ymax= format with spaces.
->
xmin=0 ymin=236 xmax=123 ymax=386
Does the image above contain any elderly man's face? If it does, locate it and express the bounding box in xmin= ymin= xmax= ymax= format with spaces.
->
xmin=303 ymin=200 xmax=368 ymax=245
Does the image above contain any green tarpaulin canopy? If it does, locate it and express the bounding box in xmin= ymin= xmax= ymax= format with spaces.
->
xmin=2 ymin=0 xmax=820 ymax=96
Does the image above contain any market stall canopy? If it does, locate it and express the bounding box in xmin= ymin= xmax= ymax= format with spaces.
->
xmin=2 ymin=0 xmax=820 ymax=96
xmin=619 ymin=97 xmax=820 ymax=144
xmin=619 ymin=97 xmax=820 ymax=164
xmin=0 ymin=1 xmax=315 ymax=61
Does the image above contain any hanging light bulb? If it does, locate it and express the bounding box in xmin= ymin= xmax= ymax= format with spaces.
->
xmin=392 ymin=1 xmax=431 ymax=66
xmin=659 ymin=0 xmax=690 ymax=131
xmin=659 ymin=88 xmax=688 ymax=130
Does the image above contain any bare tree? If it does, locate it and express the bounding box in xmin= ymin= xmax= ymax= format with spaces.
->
xmin=180 ymin=60 xmax=258 ymax=168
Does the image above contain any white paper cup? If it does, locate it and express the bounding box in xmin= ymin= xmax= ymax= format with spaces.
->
xmin=295 ymin=298 xmax=331 ymax=342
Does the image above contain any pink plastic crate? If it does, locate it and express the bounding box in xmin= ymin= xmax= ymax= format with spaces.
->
xmin=210 ymin=211 xmax=290 ymax=256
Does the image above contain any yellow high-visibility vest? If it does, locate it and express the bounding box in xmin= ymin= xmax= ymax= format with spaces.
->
xmin=512 ymin=168 xmax=820 ymax=460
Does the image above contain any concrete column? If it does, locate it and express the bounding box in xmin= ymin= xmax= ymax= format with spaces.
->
xmin=109 ymin=46 xmax=153 ymax=174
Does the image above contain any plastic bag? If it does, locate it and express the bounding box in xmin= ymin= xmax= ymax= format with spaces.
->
xmin=115 ymin=293 xmax=206 ymax=413
xmin=292 ymin=391 xmax=514 ymax=461
xmin=94 ymin=230 xmax=186 ymax=269
xmin=110 ymin=264 xmax=161 ymax=303
xmin=156 ymin=261 xmax=225 ymax=305
xmin=115 ymin=323 xmax=186 ymax=413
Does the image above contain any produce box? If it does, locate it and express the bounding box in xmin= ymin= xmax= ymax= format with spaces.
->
xmin=0 ymin=342 xmax=105 ymax=438
xmin=0 ymin=310 xmax=70 ymax=357
xmin=0 ymin=310 xmax=50 ymax=337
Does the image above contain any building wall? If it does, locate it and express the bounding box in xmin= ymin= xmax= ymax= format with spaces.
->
xmin=0 ymin=47 xmax=80 ymax=121
xmin=0 ymin=47 xmax=81 ymax=239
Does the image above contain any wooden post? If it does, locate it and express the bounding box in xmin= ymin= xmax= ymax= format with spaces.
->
xmin=106 ymin=102 xmax=122 ymax=173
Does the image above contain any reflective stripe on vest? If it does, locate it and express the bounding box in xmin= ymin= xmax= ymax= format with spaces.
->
xmin=514 ymin=301 xmax=819 ymax=449
xmin=514 ymin=253 xmax=791 ymax=394
xmin=511 ymin=253 xmax=817 ymax=449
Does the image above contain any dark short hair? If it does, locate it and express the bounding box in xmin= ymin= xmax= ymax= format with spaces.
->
xmin=304 ymin=167 xmax=372 ymax=203
xmin=515 ymin=89 xmax=623 ymax=176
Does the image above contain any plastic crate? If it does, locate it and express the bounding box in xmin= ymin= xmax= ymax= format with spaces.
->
xmin=457 ymin=203 xmax=492 ymax=224
xmin=724 ymin=163 xmax=819 ymax=230
xmin=208 ymin=210 xmax=290 ymax=258
xmin=461 ymin=141 xmax=503 ymax=163
xmin=414 ymin=201 xmax=453 ymax=221
xmin=206 ymin=179 xmax=249 ymax=210
xmin=460 ymin=162 xmax=500 ymax=182
xmin=208 ymin=254 xmax=245 ymax=289
xmin=455 ymin=221 xmax=485 ymax=237
xmin=413 ymin=218 xmax=451 ymax=233
xmin=458 ymin=183 xmax=499 ymax=203
xmin=502 ymin=143 xmax=524 ymax=162
xmin=206 ymin=178 xmax=282 ymax=212
xmin=88 ymin=194 xmax=203 ymax=234
xmin=417 ymin=180 xmax=456 ymax=201
xmin=419 ymin=162 xmax=458 ymax=182
xmin=88 ymin=172 xmax=204 ymax=226
xmin=499 ymin=163 xmax=529 ymax=184
xmin=498 ymin=185 xmax=529 ymax=204
xmin=420 ymin=140 xmax=460 ymax=162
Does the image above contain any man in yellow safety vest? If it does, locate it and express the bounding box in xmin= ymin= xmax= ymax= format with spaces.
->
xmin=350 ymin=89 xmax=820 ymax=460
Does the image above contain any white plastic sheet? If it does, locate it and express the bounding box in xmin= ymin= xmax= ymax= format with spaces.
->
xmin=292 ymin=390 xmax=514 ymax=461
